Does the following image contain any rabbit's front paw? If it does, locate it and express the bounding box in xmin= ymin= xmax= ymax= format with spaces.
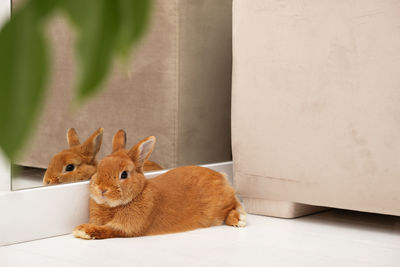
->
xmin=73 ymin=224 xmax=105 ymax=240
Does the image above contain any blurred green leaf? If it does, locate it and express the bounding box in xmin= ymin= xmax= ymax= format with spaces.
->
xmin=116 ymin=0 xmax=152 ymax=57
xmin=23 ymin=0 xmax=61 ymax=19
xmin=61 ymin=0 xmax=119 ymax=103
xmin=0 ymin=0 xmax=152 ymax=161
xmin=61 ymin=0 xmax=152 ymax=103
xmin=0 ymin=5 xmax=49 ymax=160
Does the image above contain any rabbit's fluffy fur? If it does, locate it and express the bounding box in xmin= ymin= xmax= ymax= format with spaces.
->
xmin=73 ymin=131 xmax=246 ymax=239
xmin=43 ymin=128 xmax=163 ymax=185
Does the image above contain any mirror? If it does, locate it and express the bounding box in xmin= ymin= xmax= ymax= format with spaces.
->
xmin=10 ymin=0 xmax=233 ymax=190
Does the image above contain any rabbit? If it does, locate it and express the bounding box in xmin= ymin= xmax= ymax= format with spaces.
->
xmin=43 ymin=129 xmax=164 ymax=185
xmin=73 ymin=131 xmax=246 ymax=240
xmin=43 ymin=128 xmax=104 ymax=185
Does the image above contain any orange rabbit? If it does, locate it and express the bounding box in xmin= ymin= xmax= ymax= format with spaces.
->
xmin=73 ymin=131 xmax=246 ymax=240
xmin=43 ymin=128 xmax=163 ymax=185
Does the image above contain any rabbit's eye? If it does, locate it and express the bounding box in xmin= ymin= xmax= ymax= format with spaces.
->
xmin=65 ymin=164 xmax=75 ymax=172
xmin=120 ymin=171 xmax=128 ymax=179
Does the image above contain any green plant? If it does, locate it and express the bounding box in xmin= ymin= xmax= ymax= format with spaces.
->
xmin=0 ymin=0 xmax=151 ymax=161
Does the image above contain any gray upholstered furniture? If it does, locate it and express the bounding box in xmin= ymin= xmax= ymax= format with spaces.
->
xmin=232 ymin=0 xmax=400 ymax=217
xmin=17 ymin=0 xmax=233 ymax=169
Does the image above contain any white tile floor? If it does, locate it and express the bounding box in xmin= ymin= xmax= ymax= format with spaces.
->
xmin=1 ymin=209 xmax=400 ymax=267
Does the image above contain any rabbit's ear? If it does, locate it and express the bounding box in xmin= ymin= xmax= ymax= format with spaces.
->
xmin=80 ymin=128 xmax=104 ymax=158
xmin=112 ymin=129 xmax=127 ymax=152
xmin=67 ymin=128 xmax=80 ymax=147
xmin=128 ymin=136 xmax=156 ymax=168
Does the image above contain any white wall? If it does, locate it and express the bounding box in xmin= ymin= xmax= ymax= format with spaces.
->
xmin=0 ymin=0 xmax=10 ymax=28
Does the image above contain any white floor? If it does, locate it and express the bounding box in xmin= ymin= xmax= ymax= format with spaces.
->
xmin=1 ymin=209 xmax=400 ymax=267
